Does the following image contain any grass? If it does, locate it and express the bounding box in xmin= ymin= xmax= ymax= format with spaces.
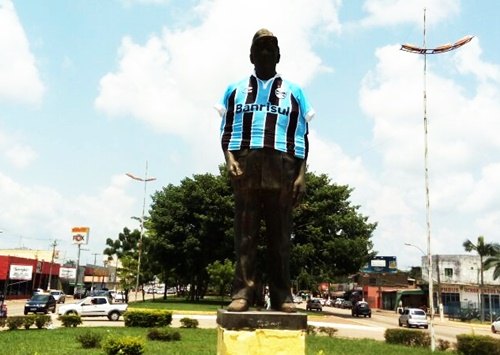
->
xmin=0 ymin=327 xmax=216 ymax=355
xmin=307 ymin=336 xmax=451 ymax=354
xmin=0 ymin=327 xmax=454 ymax=355
xmin=128 ymin=296 xmax=229 ymax=313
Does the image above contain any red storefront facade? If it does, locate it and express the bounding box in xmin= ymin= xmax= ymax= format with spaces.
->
xmin=0 ymin=255 xmax=60 ymax=300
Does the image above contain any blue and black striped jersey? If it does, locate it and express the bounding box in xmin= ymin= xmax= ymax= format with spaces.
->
xmin=216 ymin=74 xmax=315 ymax=159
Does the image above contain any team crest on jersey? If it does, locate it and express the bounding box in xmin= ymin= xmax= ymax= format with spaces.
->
xmin=275 ymin=87 xmax=287 ymax=99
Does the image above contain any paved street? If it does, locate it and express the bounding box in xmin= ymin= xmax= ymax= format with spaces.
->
xmin=3 ymin=297 xmax=496 ymax=344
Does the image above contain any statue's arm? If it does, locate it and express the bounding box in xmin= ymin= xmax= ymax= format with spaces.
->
xmin=292 ymin=159 xmax=306 ymax=206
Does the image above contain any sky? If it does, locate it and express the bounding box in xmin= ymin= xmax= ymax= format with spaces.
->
xmin=0 ymin=0 xmax=499 ymax=271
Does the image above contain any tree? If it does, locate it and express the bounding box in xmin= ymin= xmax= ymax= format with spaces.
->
xmin=148 ymin=166 xmax=234 ymax=301
xmin=103 ymin=227 xmax=141 ymax=302
xmin=484 ymin=243 xmax=500 ymax=281
xmin=206 ymin=259 xmax=234 ymax=305
xmin=463 ymin=235 xmax=496 ymax=322
xmin=290 ymin=172 xmax=377 ymax=289
xmin=148 ymin=166 xmax=376 ymax=299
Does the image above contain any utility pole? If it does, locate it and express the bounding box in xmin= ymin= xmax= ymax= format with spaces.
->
xmin=91 ymin=253 xmax=99 ymax=291
xmin=47 ymin=240 xmax=57 ymax=290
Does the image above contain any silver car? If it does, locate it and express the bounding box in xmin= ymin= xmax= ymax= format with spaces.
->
xmin=50 ymin=290 xmax=66 ymax=303
xmin=398 ymin=308 xmax=428 ymax=329
xmin=492 ymin=316 xmax=500 ymax=334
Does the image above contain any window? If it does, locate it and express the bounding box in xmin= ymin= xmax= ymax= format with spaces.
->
xmin=444 ymin=268 xmax=453 ymax=277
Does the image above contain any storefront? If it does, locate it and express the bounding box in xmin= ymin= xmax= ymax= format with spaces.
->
xmin=0 ymin=255 xmax=60 ymax=299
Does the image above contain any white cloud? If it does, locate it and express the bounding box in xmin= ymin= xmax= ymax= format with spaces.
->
xmin=359 ymin=0 xmax=460 ymax=28
xmin=0 ymin=125 xmax=38 ymax=168
xmin=0 ymin=0 xmax=45 ymax=104
xmin=0 ymin=172 xmax=137 ymax=259
xmin=4 ymin=144 xmax=37 ymax=168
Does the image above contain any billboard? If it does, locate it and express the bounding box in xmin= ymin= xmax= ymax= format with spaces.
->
xmin=9 ymin=265 xmax=33 ymax=280
xmin=72 ymin=226 xmax=90 ymax=245
xmin=361 ymin=256 xmax=398 ymax=273
xmin=59 ymin=267 xmax=77 ymax=279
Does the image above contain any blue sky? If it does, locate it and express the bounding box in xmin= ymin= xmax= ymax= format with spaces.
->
xmin=1 ymin=0 xmax=499 ymax=270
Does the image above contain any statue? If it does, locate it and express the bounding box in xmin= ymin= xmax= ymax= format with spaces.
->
xmin=215 ymin=28 xmax=315 ymax=312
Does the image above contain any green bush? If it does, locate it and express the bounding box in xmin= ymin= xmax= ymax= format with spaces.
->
xmin=76 ymin=331 xmax=103 ymax=348
xmin=23 ymin=315 xmax=36 ymax=329
xmin=102 ymin=336 xmax=145 ymax=355
xmin=384 ymin=328 xmax=430 ymax=347
xmin=437 ymin=338 xmax=452 ymax=352
xmin=58 ymin=314 xmax=82 ymax=327
xmin=0 ymin=318 xmax=6 ymax=328
xmin=147 ymin=327 xmax=182 ymax=341
xmin=34 ymin=314 xmax=51 ymax=329
xmin=307 ymin=325 xmax=318 ymax=336
xmin=456 ymin=334 xmax=500 ymax=355
xmin=6 ymin=316 xmax=24 ymax=330
xmin=123 ymin=309 xmax=172 ymax=328
xmin=180 ymin=317 xmax=199 ymax=328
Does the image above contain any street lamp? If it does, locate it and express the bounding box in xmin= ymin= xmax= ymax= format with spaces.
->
xmin=401 ymin=8 xmax=473 ymax=352
xmin=404 ymin=242 xmax=426 ymax=256
xmin=126 ymin=161 xmax=156 ymax=302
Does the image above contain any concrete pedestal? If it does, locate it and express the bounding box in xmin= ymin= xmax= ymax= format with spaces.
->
xmin=216 ymin=309 xmax=307 ymax=355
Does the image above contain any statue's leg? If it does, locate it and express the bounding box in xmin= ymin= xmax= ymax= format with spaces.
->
xmin=263 ymin=188 xmax=294 ymax=311
xmin=230 ymin=186 xmax=262 ymax=306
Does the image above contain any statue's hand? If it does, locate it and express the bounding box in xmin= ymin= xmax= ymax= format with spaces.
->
xmin=292 ymin=172 xmax=306 ymax=207
xmin=224 ymin=150 xmax=243 ymax=177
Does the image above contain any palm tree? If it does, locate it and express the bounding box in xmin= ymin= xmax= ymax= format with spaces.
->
xmin=463 ymin=236 xmax=496 ymax=322
xmin=484 ymin=243 xmax=500 ymax=281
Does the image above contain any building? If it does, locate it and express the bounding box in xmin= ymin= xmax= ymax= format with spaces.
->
xmin=0 ymin=254 xmax=60 ymax=299
xmin=352 ymin=271 xmax=425 ymax=310
xmin=421 ymin=254 xmax=500 ymax=315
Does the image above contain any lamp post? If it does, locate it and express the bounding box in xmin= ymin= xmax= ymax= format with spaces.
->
xmin=126 ymin=161 xmax=156 ymax=302
xmin=404 ymin=242 xmax=426 ymax=256
xmin=401 ymin=9 xmax=473 ymax=352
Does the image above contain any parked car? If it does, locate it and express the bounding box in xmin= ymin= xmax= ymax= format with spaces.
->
xmin=112 ymin=291 xmax=126 ymax=302
xmin=292 ymin=295 xmax=303 ymax=304
xmin=398 ymin=307 xmax=428 ymax=329
xmin=352 ymin=301 xmax=371 ymax=317
xmin=334 ymin=298 xmax=344 ymax=308
xmin=24 ymin=294 xmax=57 ymax=315
xmin=50 ymin=290 xmax=66 ymax=303
xmin=306 ymin=298 xmax=323 ymax=312
xmin=341 ymin=300 xmax=353 ymax=309
xmin=492 ymin=316 xmax=500 ymax=334
xmin=33 ymin=288 xmax=45 ymax=295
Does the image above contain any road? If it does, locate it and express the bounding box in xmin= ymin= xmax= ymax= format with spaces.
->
xmin=3 ymin=297 xmax=496 ymax=343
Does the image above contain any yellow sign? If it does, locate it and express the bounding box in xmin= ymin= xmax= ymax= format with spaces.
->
xmin=72 ymin=226 xmax=90 ymax=245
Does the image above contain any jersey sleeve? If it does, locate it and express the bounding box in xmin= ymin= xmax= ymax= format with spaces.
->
xmin=214 ymin=84 xmax=235 ymax=118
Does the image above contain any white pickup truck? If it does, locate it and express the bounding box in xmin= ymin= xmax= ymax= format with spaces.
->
xmin=58 ymin=296 xmax=128 ymax=321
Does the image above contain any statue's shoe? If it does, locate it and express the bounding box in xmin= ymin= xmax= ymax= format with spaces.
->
xmin=279 ymin=302 xmax=297 ymax=313
xmin=227 ymin=299 xmax=249 ymax=312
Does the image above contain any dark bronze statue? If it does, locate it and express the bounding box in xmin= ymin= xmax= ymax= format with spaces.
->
xmin=216 ymin=29 xmax=315 ymax=312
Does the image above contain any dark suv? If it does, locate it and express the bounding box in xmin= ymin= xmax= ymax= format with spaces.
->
xmin=352 ymin=301 xmax=371 ymax=317
xmin=24 ymin=294 xmax=57 ymax=315
xmin=306 ymin=298 xmax=323 ymax=312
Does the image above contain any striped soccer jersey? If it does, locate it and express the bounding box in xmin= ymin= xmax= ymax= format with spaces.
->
xmin=217 ymin=74 xmax=315 ymax=159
